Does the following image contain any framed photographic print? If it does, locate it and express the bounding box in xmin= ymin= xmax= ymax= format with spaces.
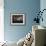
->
xmin=11 ymin=13 xmax=25 ymax=25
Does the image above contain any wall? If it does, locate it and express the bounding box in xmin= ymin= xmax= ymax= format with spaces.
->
xmin=40 ymin=0 xmax=46 ymax=27
xmin=4 ymin=0 xmax=40 ymax=42
xmin=40 ymin=0 xmax=46 ymax=45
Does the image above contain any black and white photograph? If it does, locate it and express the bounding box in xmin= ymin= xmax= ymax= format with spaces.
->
xmin=11 ymin=14 xmax=25 ymax=25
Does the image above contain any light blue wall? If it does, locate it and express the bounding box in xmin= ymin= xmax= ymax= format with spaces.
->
xmin=40 ymin=0 xmax=46 ymax=44
xmin=40 ymin=0 xmax=46 ymax=27
xmin=4 ymin=0 xmax=40 ymax=42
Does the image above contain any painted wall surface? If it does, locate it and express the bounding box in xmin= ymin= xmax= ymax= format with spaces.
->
xmin=40 ymin=0 xmax=46 ymax=44
xmin=40 ymin=0 xmax=46 ymax=27
xmin=4 ymin=0 xmax=40 ymax=42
